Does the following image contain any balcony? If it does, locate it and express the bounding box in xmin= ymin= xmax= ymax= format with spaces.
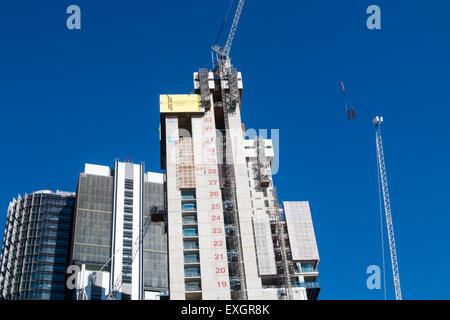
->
xmin=184 ymin=267 xmax=201 ymax=278
xmin=185 ymin=281 xmax=201 ymax=292
xmin=183 ymin=227 xmax=198 ymax=237
xmin=181 ymin=203 xmax=196 ymax=212
xmin=183 ymin=240 xmax=199 ymax=251
xmin=301 ymin=266 xmax=316 ymax=273
xmin=294 ymin=262 xmax=318 ymax=274
xmin=296 ymin=281 xmax=320 ymax=289
xmin=184 ymin=253 xmax=200 ymax=264
xmin=182 ymin=215 xmax=197 ymax=225
xmin=181 ymin=191 xmax=196 ymax=200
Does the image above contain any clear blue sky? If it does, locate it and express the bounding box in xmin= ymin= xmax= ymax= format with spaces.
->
xmin=1 ymin=0 xmax=449 ymax=299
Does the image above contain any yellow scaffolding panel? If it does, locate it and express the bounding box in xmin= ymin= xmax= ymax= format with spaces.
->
xmin=160 ymin=94 xmax=203 ymax=113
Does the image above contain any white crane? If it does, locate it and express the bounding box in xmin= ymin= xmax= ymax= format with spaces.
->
xmin=373 ymin=116 xmax=402 ymax=300
xmin=212 ymin=0 xmax=246 ymax=69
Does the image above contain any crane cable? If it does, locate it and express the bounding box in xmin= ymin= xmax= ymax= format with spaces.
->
xmin=341 ymin=81 xmax=349 ymax=113
xmin=376 ymin=148 xmax=387 ymax=300
xmin=214 ymin=0 xmax=235 ymax=45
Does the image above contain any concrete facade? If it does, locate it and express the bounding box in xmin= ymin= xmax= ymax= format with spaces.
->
xmin=110 ymin=161 xmax=144 ymax=300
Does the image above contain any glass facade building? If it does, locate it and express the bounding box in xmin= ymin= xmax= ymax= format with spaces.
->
xmin=0 ymin=190 xmax=75 ymax=300
xmin=142 ymin=178 xmax=168 ymax=294
xmin=0 ymin=162 xmax=168 ymax=301
xmin=69 ymin=163 xmax=168 ymax=300
xmin=71 ymin=172 xmax=114 ymax=268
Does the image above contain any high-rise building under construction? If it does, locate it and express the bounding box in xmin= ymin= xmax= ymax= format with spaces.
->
xmin=159 ymin=66 xmax=320 ymax=300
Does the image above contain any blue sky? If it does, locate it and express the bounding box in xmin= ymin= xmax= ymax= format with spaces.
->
xmin=1 ymin=0 xmax=449 ymax=299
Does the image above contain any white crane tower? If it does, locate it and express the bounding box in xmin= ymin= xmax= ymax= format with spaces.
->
xmin=373 ymin=116 xmax=402 ymax=300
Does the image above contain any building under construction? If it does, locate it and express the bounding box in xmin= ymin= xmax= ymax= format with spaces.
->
xmin=159 ymin=65 xmax=320 ymax=300
xmin=158 ymin=0 xmax=320 ymax=301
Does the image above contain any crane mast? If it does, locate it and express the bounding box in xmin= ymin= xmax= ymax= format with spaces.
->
xmin=373 ymin=116 xmax=402 ymax=300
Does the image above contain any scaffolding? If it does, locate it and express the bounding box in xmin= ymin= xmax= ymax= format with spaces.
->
xmin=228 ymin=68 xmax=240 ymax=108
xmin=199 ymin=69 xmax=211 ymax=110
xmin=176 ymin=137 xmax=196 ymax=189
xmin=216 ymin=68 xmax=247 ymax=300
xmin=254 ymin=138 xmax=293 ymax=299
xmin=256 ymin=138 xmax=270 ymax=187
xmin=271 ymin=187 xmax=293 ymax=300
xmin=213 ymin=66 xmax=294 ymax=300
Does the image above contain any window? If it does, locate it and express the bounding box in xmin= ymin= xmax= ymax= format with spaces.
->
xmin=124 ymin=231 xmax=132 ymax=239
xmin=181 ymin=203 xmax=196 ymax=212
xmin=181 ymin=190 xmax=196 ymax=200
xmin=182 ymin=215 xmax=197 ymax=224
xmin=184 ymin=253 xmax=199 ymax=264
xmin=124 ymin=206 xmax=133 ymax=214
xmin=301 ymin=262 xmax=314 ymax=273
xmin=183 ymin=240 xmax=199 ymax=250
xmin=183 ymin=227 xmax=198 ymax=237
xmin=124 ymin=179 xmax=134 ymax=190
xmin=124 ymin=191 xmax=133 ymax=198
xmin=123 ymin=223 xmax=133 ymax=231
xmin=185 ymin=280 xmax=201 ymax=291
xmin=184 ymin=266 xmax=200 ymax=277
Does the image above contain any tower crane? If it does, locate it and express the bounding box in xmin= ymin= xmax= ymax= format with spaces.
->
xmin=212 ymin=0 xmax=246 ymax=70
xmin=373 ymin=116 xmax=402 ymax=300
